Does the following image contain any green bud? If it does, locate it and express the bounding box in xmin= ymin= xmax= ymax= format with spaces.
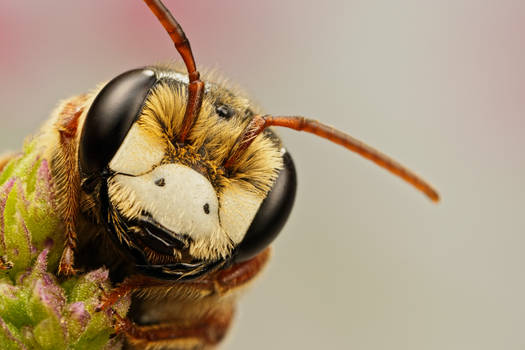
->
xmin=0 ymin=140 xmax=130 ymax=349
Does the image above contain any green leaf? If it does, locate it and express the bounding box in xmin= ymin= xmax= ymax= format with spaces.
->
xmin=0 ymin=317 xmax=28 ymax=350
xmin=0 ymin=139 xmax=130 ymax=349
xmin=0 ymin=283 xmax=29 ymax=328
xmin=3 ymin=181 xmax=33 ymax=279
xmin=33 ymin=317 xmax=66 ymax=350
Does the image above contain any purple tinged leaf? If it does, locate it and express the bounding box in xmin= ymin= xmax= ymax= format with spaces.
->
xmin=19 ymin=248 xmax=48 ymax=286
xmin=14 ymin=178 xmax=29 ymax=210
xmin=84 ymin=268 xmax=109 ymax=284
xmin=0 ymin=316 xmax=28 ymax=350
xmin=15 ymin=212 xmax=32 ymax=256
xmin=70 ymin=268 xmax=111 ymax=305
xmin=34 ymin=160 xmax=55 ymax=208
xmin=0 ymin=178 xmax=15 ymax=253
xmin=30 ymin=251 xmax=67 ymax=318
xmin=33 ymin=277 xmax=66 ymax=320
xmin=0 ymin=178 xmax=15 ymax=203
xmin=17 ymin=269 xmax=32 ymax=286
xmin=0 ymin=284 xmax=17 ymax=299
xmin=29 ymin=155 xmax=41 ymax=174
xmin=67 ymin=302 xmax=91 ymax=330
xmin=33 ymin=249 xmax=49 ymax=277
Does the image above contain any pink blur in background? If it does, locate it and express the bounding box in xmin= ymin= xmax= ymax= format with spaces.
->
xmin=1 ymin=1 xmax=525 ymax=349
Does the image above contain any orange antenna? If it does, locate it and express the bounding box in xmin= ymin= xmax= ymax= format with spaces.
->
xmin=143 ymin=0 xmax=204 ymax=143
xmin=225 ymin=115 xmax=439 ymax=202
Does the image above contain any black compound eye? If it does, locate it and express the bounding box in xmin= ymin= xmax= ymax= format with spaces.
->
xmin=215 ymin=104 xmax=234 ymax=119
xmin=233 ymin=151 xmax=297 ymax=263
xmin=79 ymin=68 xmax=157 ymax=177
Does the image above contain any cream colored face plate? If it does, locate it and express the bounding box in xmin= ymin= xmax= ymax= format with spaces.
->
xmin=219 ymin=185 xmax=263 ymax=244
xmin=109 ymin=124 xmax=164 ymax=175
xmin=107 ymin=120 xmax=266 ymax=259
xmin=113 ymin=163 xmax=221 ymax=239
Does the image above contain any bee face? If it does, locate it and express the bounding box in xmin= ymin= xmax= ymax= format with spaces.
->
xmin=79 ymin=66 xmax=297 ymax=279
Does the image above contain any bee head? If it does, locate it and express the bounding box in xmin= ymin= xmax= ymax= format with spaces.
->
xmin=78 ymin=66 xmax=297 ymax=279
xmin=77 ymin=0 xmax=438 ymax=280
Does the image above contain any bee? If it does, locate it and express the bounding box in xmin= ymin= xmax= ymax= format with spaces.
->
xmin=1 ymin=1 xmax=439 ymax=349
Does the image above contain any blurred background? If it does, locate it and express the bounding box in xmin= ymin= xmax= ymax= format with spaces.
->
xmin=1 ymin=1 xmax=524 ymax=349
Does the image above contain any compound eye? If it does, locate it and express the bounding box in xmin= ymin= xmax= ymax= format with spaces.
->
xmin=233 ymin=151 xmax=297 ymax=263
xmin=79 ymin=68 xmax=157 ymax=177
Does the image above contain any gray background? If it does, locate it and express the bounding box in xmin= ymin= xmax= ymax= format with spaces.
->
xmin=1 ymin=1 xmax=524 ymax=349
